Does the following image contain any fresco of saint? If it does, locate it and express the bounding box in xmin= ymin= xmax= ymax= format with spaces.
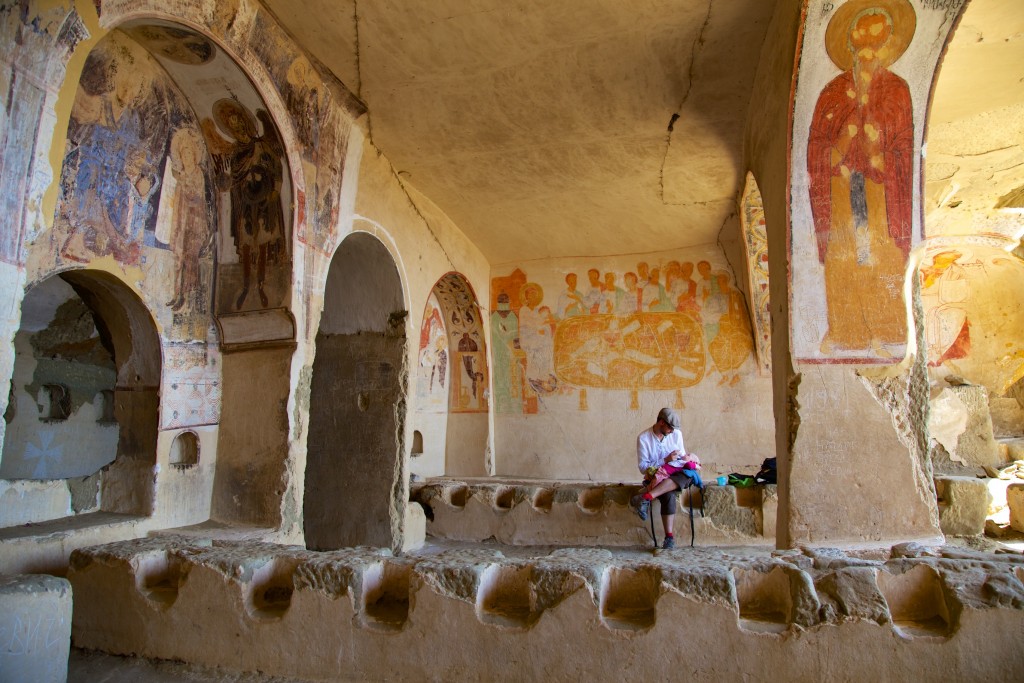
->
xmin=202 ymin=98 xmax=287 ymax=310
xmin=807 ymin=0 xmax=916 ymax=355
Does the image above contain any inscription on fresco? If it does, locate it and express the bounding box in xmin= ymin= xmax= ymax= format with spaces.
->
xmin=921 ymin=0 xmax=966 ymax=16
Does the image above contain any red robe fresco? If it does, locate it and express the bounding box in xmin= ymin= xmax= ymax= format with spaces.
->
xmin=808 ymin=17 xmax=914 ymax=354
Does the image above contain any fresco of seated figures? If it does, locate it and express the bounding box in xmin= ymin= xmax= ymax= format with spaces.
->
xmin=491 ymin=262 xmax=754 ymax=414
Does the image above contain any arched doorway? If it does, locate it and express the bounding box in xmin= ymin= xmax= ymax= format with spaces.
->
xmin=1 ymin=270 xmax=160 ymax=525
xmin=304 ymin=232 xmax=407 ymax=550
xmin=410 ymin=273 xmax=489 ymax=478
xmin=921 ymin=0 xmax=1024 ymax=473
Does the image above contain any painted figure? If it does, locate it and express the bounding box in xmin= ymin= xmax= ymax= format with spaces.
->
xmin=603 ymin=272 xmax=624 ymax=314
xmin=518 ymin=282 xmax=557 ymax=392
xmin=166 ymin=128 xmax=214 ymax=313
xmin=675 ymin=261 xmax=700 ymax=315
xmin=921 ymin=250 xmax=970 ymax=367
xmin=557 ymin=273 xmax=585 ymax=318
xmin=707 ymin=273 xmax=754 ymax=385
xmin=490 ymin=292 xmax=521 ymax=413
xmin=808 ymin=0 xmax=916 ymax=354
xmin=418 ymin=297 xmax=447 ymax=397
xmin=583 ymin=268 xmax=604 ymax=314
xmin=203 ymin=98 xmax=287 ymax=310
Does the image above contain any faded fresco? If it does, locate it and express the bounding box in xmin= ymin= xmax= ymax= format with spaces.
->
xmin=249 ymin=13 xmax=354 ymax=254
xmin=490 ymin=261 xmax=754 ymax=413
xmin=45 ymin=28 xmax=220 ymax=341
xmin=52 ymin=32 xmax=190 ymax=267
xmin=202 ymin=97 xmax=287 ymax=310
xmin=0 ymin=3 xmax=87 ymax=265
xmin=121 ymin=20 xmax=293 ymax=316
xmin=416 ymin=275 xmax=490 ymax=414
xmin=416 ymin=292 xmax=448 ymax=409
xmin=791 ymin=0 xmax=955 ymax=363
xmin=740 ymin=173 xmax=772 ymax=376
xmin=920 ymin=244 xmax=1024 ymax=396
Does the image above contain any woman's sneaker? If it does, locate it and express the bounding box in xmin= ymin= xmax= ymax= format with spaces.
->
xmin=630 ymin=494 xmax=650 ymax=521
xmin=662 ymin=536 xmax=676 ymax=550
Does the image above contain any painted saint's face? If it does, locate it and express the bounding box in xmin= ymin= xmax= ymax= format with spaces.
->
xmin=566 ymin=274 xmax=577 ymax=290
xmin=849 ymin=12 xmax=892 ymax=56
xmin=226 ymin=112 xmax=252 ymax=141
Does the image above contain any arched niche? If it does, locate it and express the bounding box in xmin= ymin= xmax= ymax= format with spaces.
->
xmin=305 ymin=232 xmax=407 ymax=550
xmin=1 ymin=270 xmax=161 ymax=526
xmin=410 ymin=273 xmax=489 ymax=478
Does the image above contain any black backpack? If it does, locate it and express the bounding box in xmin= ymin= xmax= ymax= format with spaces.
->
xmin=755 ymin=457 xmax=777 ymax=485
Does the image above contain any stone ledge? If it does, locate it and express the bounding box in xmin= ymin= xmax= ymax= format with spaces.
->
xmin=67 ymin=538 xmax=1024 ymax=681
xmin=411 ymin=478 xmax=776 ymax=546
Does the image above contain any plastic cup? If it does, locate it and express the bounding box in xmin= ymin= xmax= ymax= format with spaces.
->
xmin=716 ymin=476 xmax=728 ymax=486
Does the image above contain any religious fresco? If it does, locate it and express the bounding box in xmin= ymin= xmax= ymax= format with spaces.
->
xmin=249 ymin=14 xmax=356 ymax=254
xmin=416 ymin=292 xmax=448 ymax=409
xmin=921 ymin=248 xmax=971 ymax=369
xmin=202 ymin=97 xmax=287 ymax=310
xmin=490 ymin=262 xmax=754 ymax=413
xmin=0 ymin=3 xmax=87 ymax=265
xmin=918 ymin=243 xmax=1024 ymax=397
xmin=52 ymin=32 xmax=187 ymax=267
xmin=740 ymin=173 xmax=772 ymax=376
xmin=122 ymin=19 xmax=293 ymax=316
xmin=420 ymin=274 xmax=488 ymax=414
xmin=45 ymin=28 xmax=221 ymax=342
xmin=791 ymin=0 xmax=957 ymax=363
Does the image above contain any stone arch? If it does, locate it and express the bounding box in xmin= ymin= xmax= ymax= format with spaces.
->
xmin=53 ymin=19 xmax=301 ymax=532
xmin=1 ymin=269 xmax=161 ymax=525
xmin=304 ymin=231 xmax=408 ymax=550
xmin=918 ymin=0 xmax=1024 ymax=466
xmin=410 ymin=272 xmax=490 ymax=478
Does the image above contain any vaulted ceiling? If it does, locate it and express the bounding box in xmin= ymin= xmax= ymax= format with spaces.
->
xmin=262 ymin=0 xmax=1024 ymax=265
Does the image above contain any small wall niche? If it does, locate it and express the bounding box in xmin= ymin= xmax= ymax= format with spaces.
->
xmin=411 ymin=430 xmax=423 ymax=456
xmin=362 ymin=561 xmax=411 ymax=631
xmin=578 ymin=487 xmax=606 ymax=513
xmin=169 ymin=431 xmax=200 ymax=469
xmin=877 ymin=565 xmax=953 ymax=638
xmin=134 ymin=550 xmax=186 ymax=608
xmin=446 ymin=485 xmax=470 ymax=508
xmin=532 ymin=488 xmax=554 ymax=513
xmin=478 ymin=564 xmax=539 ymax=628
xmin=40 ymin=383 xmax=71 ymax=422
xmin=494 ymin=486 xmax=516 ymax=511
xmin=734 ymin=567 xmax=792 ymax=633
xmin=600 ymin=567 xmax=660 ymax=631
xmin=97 ymin=389 xmax=116 ymax=424
xmin=247 ymin=558 xmax=298 ymax=620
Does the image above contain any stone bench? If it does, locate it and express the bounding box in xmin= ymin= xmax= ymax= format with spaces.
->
xmin=66 ymin=537 xmax=1024 ymax=681
xmin=411 ymin=478 xmax=777 ymax=547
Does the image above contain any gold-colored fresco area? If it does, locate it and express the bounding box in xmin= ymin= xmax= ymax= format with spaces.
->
xmin=553 ymin=312 xmax=704 ymax=390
